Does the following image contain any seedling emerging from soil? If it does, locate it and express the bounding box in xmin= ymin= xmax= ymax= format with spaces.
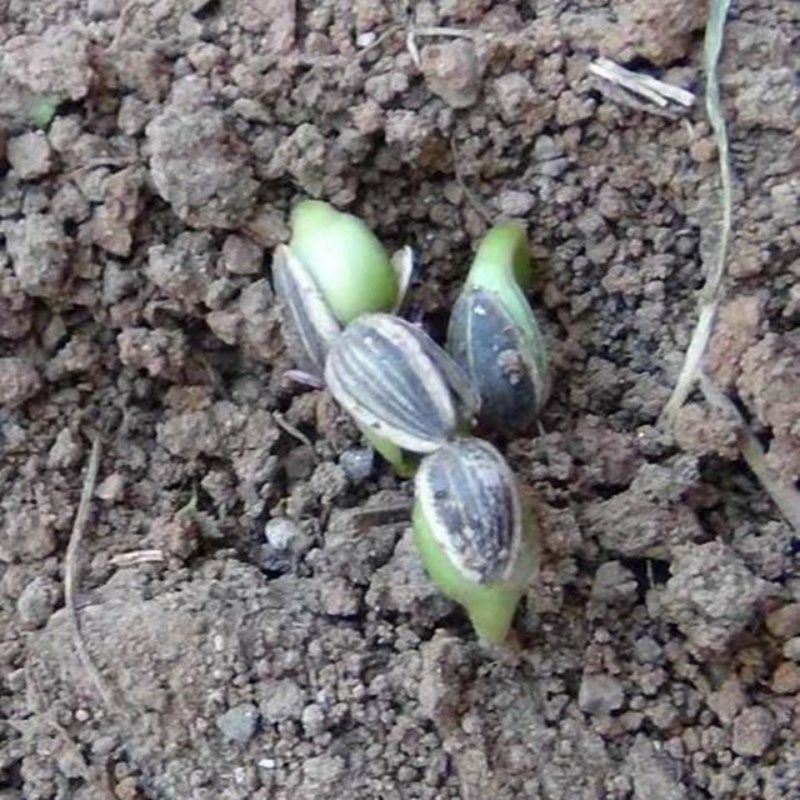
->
xmin=325 ymin=313 xmax=479 ymax=476
xmin=413 ymin=438 xmax=539 ymax=642
xmin=447 ymin=222 xmax=549 ymax=434
xmin=288 ymin=199 xmax=409 ymax=323
xmin=273 ymin=200 xmax=412 ymax=377
xmin=29 ymin=96 xmax=61 ymax=128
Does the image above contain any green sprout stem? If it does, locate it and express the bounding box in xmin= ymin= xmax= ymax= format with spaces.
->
xmin=361 ymin=427 xmax=419 ymax=479
xmin=412 ymin=502 xmax=525 ymax=643
xmin=468 ymin=222 xmax=533 ymax=292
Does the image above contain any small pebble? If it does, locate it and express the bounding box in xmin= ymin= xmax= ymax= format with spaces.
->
xmin=496 ymin=189 xmax=535 ymax=217
xmin=590 ymin=561 xmax=637 ymax=605
xmin=356 ymin=31 xmax=377 ymax=48
xmin=689 ymin=137 xmax=716 ymax=163
xmin=707 ymin=676 xmax=746 ymax=726
xmin=284 ymin=446 xmax=316 ymax=482
xmin=732 ymin=707 xmax=776 ymax=757
xmin=264 ymin=517 xmax=304 ymax=551
xmin=0 ymin=357 xmax=42 ymax=408
xmin=578 ymin=673 xmax=624 ymax=715
xmin=47 ymin=427 xmax=84 ymax=470
xmin=215 ymin=703 xmax=260 ymax=745
xmin=420 ymin=40 xmax=480 ymax=109
xmin=771 ymin=662 xmax=800 ymax=694
xmin=339 ymin=448 xmax=374 ymax=483
xmin=321 ymin=577 xmax=360 ymax=616
xmin=782 ymin=636 xmax=800 ymax=661
xmin=766 ymin=603 xmax=800 ymax=639
xmin=259 ymin=678 xmax=306 ymax=723
xmin=633 ymin=635 xmax=663 ymax=664
xmin=301 ymin=703 xmax=327 ymax=736
xmin=96 ymin=473 xmax=125 ymax=503
xmin=7 ymin=132 xmax=53 ymax=180
xmin=222 ymin=234 xmax=263 ymax=276
xmin=17 ymin=577 xmax=59 ymax=629
xmin=534 ymin=135 xmax=564 ymax=161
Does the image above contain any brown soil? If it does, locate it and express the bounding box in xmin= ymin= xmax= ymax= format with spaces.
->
xmin=1 ymin=1 xmax=799 ymax=799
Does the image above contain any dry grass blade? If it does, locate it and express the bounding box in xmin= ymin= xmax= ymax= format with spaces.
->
xmin=65 ymin=437 xmax=116 ymax=711
xmin=109 ymin=549 xmax=166 ymax=567
xmin=274 ymin=410 xmax=317 ymax=452
xmin=661 ymin=0 xmax=734 ymax=424
xmin=588 ymin=58 xmax=695 ymax=109
xmin=699 ymin=375 xmax=800 ymax=536
xmin=450 ymin=137 xmax=493 ymax=223
xmin=405 ymin=24 xmax=475 ymax=68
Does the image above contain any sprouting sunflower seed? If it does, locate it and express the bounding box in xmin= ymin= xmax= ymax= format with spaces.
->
xmin=412 ymin=437 xmax=539 ymax=642
xmin=415 ymin=437 xmax=521 ymax=583
xmin=447 ymin=222 xmax=549 ymax=434
xmin=448 ymin=285 xmax=548 ymax=433
xmin=288 ymin=200 xmax=400 ymax=325
xmin=324 ymin=313 xmax=479 ymax=455
xmin=272 ymin=243 xmax=342 ymax=376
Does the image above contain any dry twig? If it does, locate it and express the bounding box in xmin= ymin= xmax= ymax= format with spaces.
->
xmin=274 ymin=410 xmax=317 ymax=452
xmin=588 ymin=58 xmax=695 ymax=110
xmin=349 ymin=501 xmax=413 ymax=528
xmin=64 ymin=437 xmax=116 ymax=711
xmin=699 ymin=375 xmax=800 ymax=536
xmin=450 ymin=137 xmax=493 ymax=224
xmin=109 ymin=549 xmax=166 ymax=568
xmin=405 ymin=25 xmax=476 ymax=68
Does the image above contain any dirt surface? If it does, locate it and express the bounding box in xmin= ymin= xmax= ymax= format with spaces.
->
xmin=1 ymin=1 xmax=799 ymax=798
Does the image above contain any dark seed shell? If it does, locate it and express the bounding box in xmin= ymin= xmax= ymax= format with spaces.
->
xmin=447 ymin=286 xmax=545 ymax=433
xmin=325 ymin=314 xmax=478 ymax=454
xmin=272 ymin=244 xmax=341 ymax=376
xmin=415 ymin=438 xmax=522 ymax=583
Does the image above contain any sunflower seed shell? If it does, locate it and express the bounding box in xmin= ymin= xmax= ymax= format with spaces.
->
xmin=414 ymin=438 xmax=522 ymax=584
xmin=325 ymin=314 xmax=478 ymax=454
xmin=447 ymin=286 xmax=548 ymax=433
xmin=272 ymin=244 xmax=342 ymax=376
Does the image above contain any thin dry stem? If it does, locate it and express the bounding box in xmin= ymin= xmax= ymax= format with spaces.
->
xmin=274 ymin=410 xmax=317 ymax=452
xmin=65 ymin=437 xmax=116 ymax=711
xmin=405 ymin=24 xmax=475 ymax=68
xmin=661 ymin=0 xmax=734 ymax=425
xmin=450 ymin=137 xmax=493 ymax=224
xmin=699 ymin=374 xmax=800 ymax=536
xmin=109 ymin=549 xmax=166 ymax=567
xmin=349 ymin=501 xmax=412 ymax=525
xmin=588 ymin=58 xmax=695 ymax=109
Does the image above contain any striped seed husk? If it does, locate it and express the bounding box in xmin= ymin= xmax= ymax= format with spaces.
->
xmin=447 ymin=286 xmax=548 ymax=433
xmin=272 ymin=244 xmax=342 ymax=376
xmin=325 ymin=313 xmax=479 ymax=454
xmin=414 ymin=437 xmax=522 ymax=584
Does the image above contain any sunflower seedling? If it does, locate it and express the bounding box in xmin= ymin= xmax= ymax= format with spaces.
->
xmin=413 ymin=437 xmax=540 ymax=643
xmin=447 ymin=222 xmax=549 ymax=434
xmin=273 ymin=199 xmax=413 ymax=377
